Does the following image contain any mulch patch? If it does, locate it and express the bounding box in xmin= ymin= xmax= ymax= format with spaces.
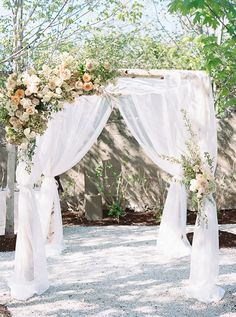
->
xmin=0 ymin=305 xmax=11 ymax=317
xmin=62 ymin=209 xmax=159 ymax=226
xmin=62 ymin=208 xmax=236 ymax=227
xmin=187 ymin=230 xmax=236 ymax=249
xmin=0 ymin=235 xmax=16 ymax=252
xmin=1 ymin=209 xmax=235 ymax=252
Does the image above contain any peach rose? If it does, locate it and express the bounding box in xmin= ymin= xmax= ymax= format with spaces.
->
xmin=82 ymin=73 xmax=91 ymax=83
xmin=11 ymin=95 xmax=20 ymax=106
xmin=83 ymin=82 xmax=93 ymax=91
xmin=15 ymin=89 xmax=25 ymax=99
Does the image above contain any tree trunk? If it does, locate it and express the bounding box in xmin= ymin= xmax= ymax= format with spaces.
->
xmin=5 ymin=0 xmax=24 ymax=235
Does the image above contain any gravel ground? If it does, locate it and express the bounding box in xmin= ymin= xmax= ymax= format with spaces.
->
xmin=0 ymin=225 xmax=235 ymax=317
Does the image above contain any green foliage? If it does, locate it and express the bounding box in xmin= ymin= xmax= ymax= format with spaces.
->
xmin=76 ymin=32 xmax=204 ymax=70
xmin=107 ymin=202 xmax=125 ymax=218
xmin=95 ymin=162 xmax=127 ymax=219
xmin=168 ymin=0 xmax=236 ymax=114
xmin=0 ymin=0 xmax=144 ymax=71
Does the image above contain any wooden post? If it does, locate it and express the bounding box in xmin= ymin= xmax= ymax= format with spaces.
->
xmin=5 ymin=144 xmax=16 ymax=235
xmin=5 ymin=0 xmax=24 ymax=235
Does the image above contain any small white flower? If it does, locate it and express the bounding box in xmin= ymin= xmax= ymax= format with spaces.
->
xmin=189 ymin=179 xmax=198 ymax=192
xmin=55 ymin=87 xmax=62 ymax=95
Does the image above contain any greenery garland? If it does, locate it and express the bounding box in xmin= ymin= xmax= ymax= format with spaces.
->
xmin=160 ymin=109 xmax=216 ymax=224
xmin=0 ymin=52 xmax=118 ymax=162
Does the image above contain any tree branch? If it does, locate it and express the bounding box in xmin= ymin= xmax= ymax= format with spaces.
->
xmin=0 ymin=0 xmax=70 ymax=66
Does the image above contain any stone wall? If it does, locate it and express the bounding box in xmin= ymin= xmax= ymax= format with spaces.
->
xmin=0 ymin=109 xmax=235 ymax=218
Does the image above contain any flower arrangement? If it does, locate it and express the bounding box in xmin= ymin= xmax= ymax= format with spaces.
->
xmin=160 ymin=109 xmax=216 ymax=224
xmin=0 ymin=52 xmax=118 ymax=159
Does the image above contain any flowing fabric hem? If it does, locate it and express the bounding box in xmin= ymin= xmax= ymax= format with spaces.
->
xmin=46 ymin=243 xmax=66 ymax=257
xmin=185 ymin=284 xmax=225 ymax=303
xmin=156 ymin=237 xmax=191 ymax=258
xmin=8 ymin=278 xmax=49 ymax=301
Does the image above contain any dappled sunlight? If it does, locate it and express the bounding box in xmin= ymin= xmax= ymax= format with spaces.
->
xmin=1 ymin=226 xmax=235 ymax=316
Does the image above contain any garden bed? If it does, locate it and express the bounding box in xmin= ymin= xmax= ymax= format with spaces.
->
xmin=0 ymin=209 xmax=235 ymax=252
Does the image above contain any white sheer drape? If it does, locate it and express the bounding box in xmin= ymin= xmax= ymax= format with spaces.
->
xmin=36 ymin=95 xmax=112 ymax=255
xmin=115 ymin=72 xmax=223 ymax=302
xmin=185 ymin=73 xmax=225 ymax=302
xmin=116 ymin=78 xmax=191 ymax=257
xmin=9 ymin=161 xmax=49 ymax=300
xmin=10 ymin=95 xmax=111 ymax=300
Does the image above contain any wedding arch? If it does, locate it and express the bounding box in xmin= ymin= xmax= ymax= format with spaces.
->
xmin=2 ymin=64 xmax=224 ymax=303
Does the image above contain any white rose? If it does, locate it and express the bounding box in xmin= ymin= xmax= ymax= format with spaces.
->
xmin=55 ymin=87 xmax=62 ymax=95
xmin=27 ymin=83 xmax=38 ymax=94
xmin=55 ymin=77 xmax=63 ymax=87
xmin=20 ymin=112 xmax=30 ymax=122
xmin=75 ymin=81 xmax=83 ymax=90
xmin=20 ymin=98 xmax=32 ymax=108
xmin=31 ymin=74 xmax=40 ymax=85
xmin=59 ymin=68 xmax=71 ymax=81
xmin=24 ymin=128 xmax=36 ymax=139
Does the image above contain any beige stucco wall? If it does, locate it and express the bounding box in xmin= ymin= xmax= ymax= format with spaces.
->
xmin=60 ymin=109 xmax=236 ymax=213
xmin=0 ymin=109 xmax=235 ymax=213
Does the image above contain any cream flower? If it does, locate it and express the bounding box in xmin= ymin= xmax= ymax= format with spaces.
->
xmin=60 ymin=52 xmax=74 ymax=66
xmin=42 ymin=65 xmax=52 ymax=78
xmin=9 ymin=117 xmax=18 ymax=126
xmin=19 ymin=141 xmax=29 ymax=150
xmin=24 ymin=128 xmax=36 ymax=139
xmin=15 ymin=110 xmax=23 ymax=118
xmin=75 ymin=81 xmax=83 ymax=90
xmin=32 ymin=98 xmax=40 ymax=105
xmin=42 ymin=91 xmax=54 ymax=103
xmin=55 ymin=77 xmax=63 ymax=87
xmin=20 ymin=112 xmax=30 ymax=122
xmin=25 ymin=89 xmax=32 ymax=96
xmin=27 ymin=83 xmax=39 ymax=94
xmin=59 ymin=68 xmax=71 ymax=81
xmin=26 ymin=105 xmax=37 ymax=115
xmin=48 ymin=79 xmax=57 ymax=91
xmin=6 ymin=79 xmax=16 ymax=91
xmin=20 ymin=98 xmax=32 ymax=108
